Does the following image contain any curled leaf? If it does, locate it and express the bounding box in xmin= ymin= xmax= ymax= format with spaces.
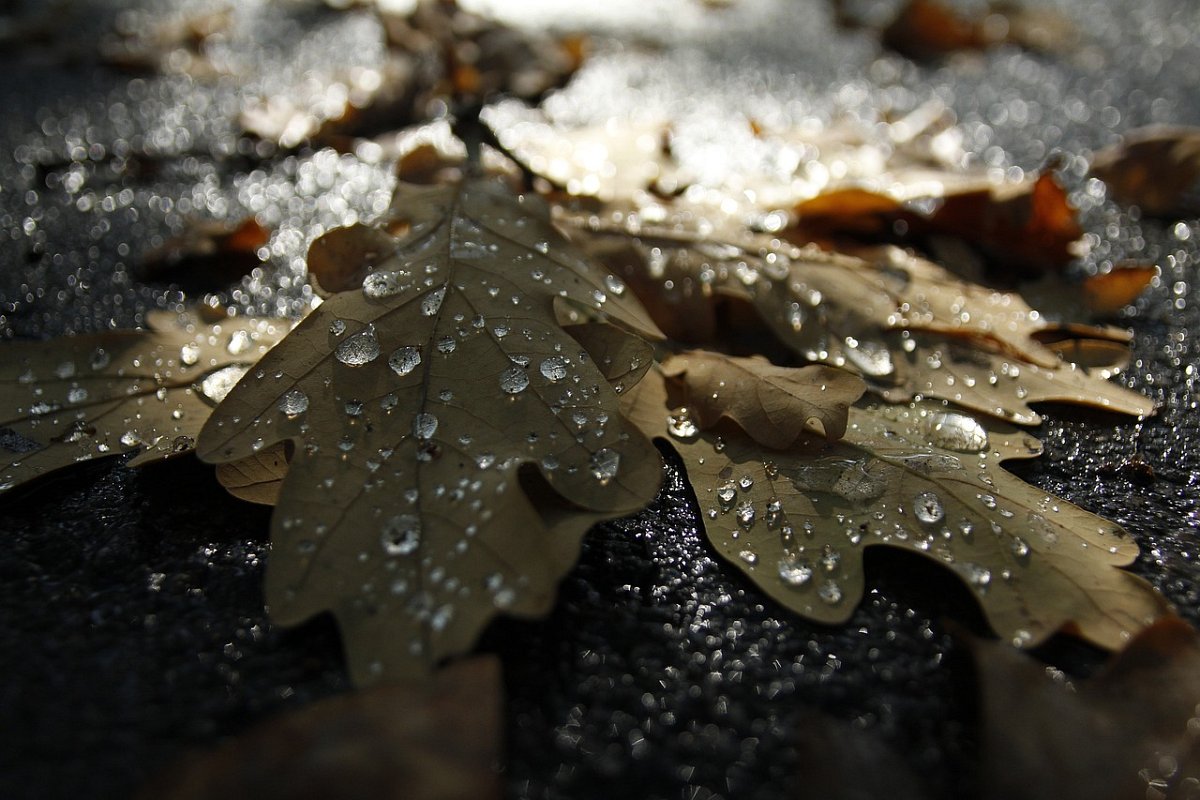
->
xmin=622 ymin=360 xmax=1167 ymax=651
xmin=1090 ymin=127 xmax=1200 ymax=218
xmin=0 ymin=311 xmax=289 ymax=494
xmin=196 ymin=178 xmax=663 ymax=684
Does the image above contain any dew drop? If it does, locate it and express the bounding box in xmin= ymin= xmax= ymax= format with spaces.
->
xmin=778 ymin=556 xmax=813 ymax=587
xmin=335 ymin=327 xmax=380 ymax=366
xmin=388 ymin=346 xmax=422 ymax=376
xmin=927 ymin=411 xmax=989 ymax=453
xmin=200 ymin=365 xmax=249 ymax=403
xmin=381 ymin=514 xmax=421 ymax=556
xmin=120 ymin=431 xmax=142 ymax=447
xmin=436 ymin=336 xmax=457 ymax=354
xmin=735 ymin=501 xmax=756 ymax=528
xmin=818 ymin=581 xmax=844 ymax=604
xmin=589 ymin=448 xmax=620 ymax=485
xmin=716 ymin=480 xmax=737 ymax=508
xmin=412 ymin=412 xmax=438 ymax=440
xmin=54 ymin=361 xmax=76 ymax=379
xmin=90 ymin=348 xmax=111 ymax=371
xmin=913 ymin=491 xmax=945 ymax=524
xmin=179 ymin=343 xmax=201 ymax=366
xmin=329 ymin=319 xmax=346 ymax=336
xmin=738 ymin=549 xmax=758 ymax=565
xmin=67 ymin=387 xmax=89 ymax=404
xmin=604 ymin=274 xmax=627 ymax=296
xmin=667 ymin=407 xmax=699 ymax=440
xmin=964 ymin=563 xmax=992 ymax=588
xmin=500 ymin=367 xmax=529 ymax=394
xmin=1011 ymin=536 xmax=1031 ymax=559
xmin=539 ymin=355 xmax=569 ymax=382
xmin=420 ymin=285 xmax=447 ymax=316
xmin=278 ymin=388 xmax=309 ymax=417
xmin=227 ymin=330 xmax=251 ymax=355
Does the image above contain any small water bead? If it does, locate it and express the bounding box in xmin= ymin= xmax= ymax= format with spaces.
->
xmin=278 ymin=388 xmax=309 ymax=417
xmin=539 ymin=356 xmax=569 ymax=382
xmin=437 ymin=336 xmax=457 ymax=354
xmin=389 ymin=346 xmax=422 ymax=376
xmin=345 ymin=400 xmax=364 ymax=416
xmin=739 ymin=549 xmax=758 ymax=565
xmin=913 ymin=491 xmax=945 ymax=524
xmin=67 ymin=387 xmax=88 ymax=404
xmin=716 ymin=480 xmax=737 ymax=507
xmin=735 ymin=501 xmax=756 ymax=527
xmin=1011 ymin=536 xmax=1031 ymax=558
xmin=778 ymin=557 xmax=813 ymax=586
xmin=667 ymin=407 xmax=699 ymax=440
xmin=589 ymin=448 xmax=620 ymax=485
xmin=227 ymin=330 xmax=252 ymax=356
xmin=820 ymin=546 xmax=841 ymax=572
xmin=329 ymin=319 xmax=347 ymax=336
xmin=604 ymin=274 xmax=626 ymax=296
xmin=963 ymin=563 xmax=992 ymax=588
xmin=499 ymin=367 xmax=529 ymax=394
xmin=818 ymin=581 xmax=844 ymax=604
xmin=120 ymin=430 xmax=142 ymax=447
xmin=738 ymin=474 xmax=754 ymax=491
xmin=381 ymin=514 xmax=421 ymax=556
xmin=412 ymin=413 xmax=438 ymax=440
xmin=420 ymin=285 xmax=447 ymax=316
xmin=54 ymin=361 xmax=76 ymax=379
xmin=179 ymin=343 xmax=201 ymax=366
xmin=335 ymin=327 xmax=381 ymax=366
xmin=90 ymin=348 xmax=110 ymax=371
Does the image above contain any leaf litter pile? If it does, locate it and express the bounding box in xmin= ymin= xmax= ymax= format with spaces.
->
xmin=3 ymin=0 xmax=1200 ymax=798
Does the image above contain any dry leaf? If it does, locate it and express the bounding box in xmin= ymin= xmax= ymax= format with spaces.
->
xmin=196 ymin=178 xmax=664 ymax=684
xmin=571 ymin=216 xmax=1151 ymax=425
xmin=1091 ymin=127 xmax=1200 ymax=219
xmin=975 ymin=617 xmax=1200 ymax=800
xmin=622 ymin=357 xmax=1167 ymax=650
xmin=0 ymin=311 xmax=289 ymax=494
xmin=216 ymin=442 xmax=290 ymax=506
xmin=879 ymin=0 xmax=1077 ymax=61
xmin=137 ymin=216 xmax=271 ymax=291
xmin=138 ymin=656 xmax=502 ymax=800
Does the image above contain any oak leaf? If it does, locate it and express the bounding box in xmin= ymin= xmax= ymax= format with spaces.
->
xmin=1090 ymin=126 xmax=1200 ymax=219
xmin=621 ymin=354 xmax=1167 ymax=650
xmin=196 ymin=177 xmax=663 ymax=684
xmin=0 ymin=311 xmax=288 ymax=494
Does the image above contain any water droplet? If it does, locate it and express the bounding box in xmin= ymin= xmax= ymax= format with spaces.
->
xmin=476 ymin=452 xmax=495 ymax=468
xmin=388 ymin=346 xmax=422 ymax=376
xmin=963 ymin=563 xmax=992 ymax=588
xmin=735 ymin=501 xmax=756 ymax=527
xmin=335 ymin=327 xmax=380 ymax=366
xmin=436 ymin=336 xmax=457 ymax=354
xmin=120 ymin=431 xmax=142 ymax=447
xmin=913 ymin=491 xmax=945 ymax=524
xmin=329 ymin=319 xmax=346 ymax=336
xmin=278 ymin=388 xmax=309 ymax=417
xmin=927 ymin=411 xmax=989 ymax=453
xmin=539 ymin=356 xmax=569 ymax=382
xmin=820 ymin=546 xmax=841 ymax=572
xmin=1011 ymin=536 xmax=1030 ymax=559
xmin=738 ymin=474 xmax=754 ymax=490
xmin=500 ymin=367 xmax=529 ymax=394
xmin=590 ymin=448 xmax=620 ymax=485
xmin=381 ymin=514 xmax=421 ymax=555
xmin=778 ymin=556 xmax=813 ymax=586
xmin=227 ymin=330 xmax=251 ymax=355
xmin=716 ymin=480 xmax=737 ymax=508
xmin=667 ymin=407 xmax=699 ymax=440
xmin=90 ymin=348 xmax=110 ymax=371
xmin=739 ymin=549 xmax=758 ymax=565
xmin=179 ymin=343 xmax=201 ymax=366
xmin=842 ymin=337 xmax=894 ymax=377
xmin=363 ymin=270 xmax=407 ymax=299
xmin=818 ymin=581 xmax=843 ymax=604
xmin=54 ymin=361 xmax=76 ymax=380
xmin=200 ymin=365 xmax=249 ymax=403
xmin=67 ymin=387 xmax=88 ymax=404
xmin=420 ymin=285 xmax=447 ymax=316
xmin=412 ymin=412 xmax=438 ymax=440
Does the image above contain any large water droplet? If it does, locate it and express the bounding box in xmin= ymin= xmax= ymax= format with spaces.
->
xmin=913 ymin=491 xmax=945 ymax=524
xmin=363 ymin=270 xmax=408 ymax=299
xmin=927 ymin=411 xmax=989 ymax=453
xmin=381 ymin=514 xmax=421 ymax=555
xmin=818 ymin=580 xmax=844 ymax=604
xmin=412 ymin=412 xmax=438 ymax=440
xmin=590 ymin=448 xmax=620 ymax=485
xmin=335 ymin=327 xmax=381 ymax=366
xmin=667 ymin=407 xmax=699 ymax=440
xmin=278 ymin=388 xmax=309 ymax=417
xmin=179 ymin=343 xmax=201 ymax=366
xmin=200 ymin=365 xmax=249 ymax=403
xmin=843 ymin=336 xmax=894 ymax=377
xmin=539 ymin=356 xmax=569 ymax=382
xmin=389 ymin=346 xmax=422 ymax=376
xmin=500 ymin=367 xmax=529 ymax=394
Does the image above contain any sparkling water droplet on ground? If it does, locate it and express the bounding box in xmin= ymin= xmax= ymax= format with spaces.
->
xmin=335 ymin=327 xmax=380 ymax=366
xmin=500 ymin=367 xmax=529 ymax=394
xmin=278 ymin=388 xmax=309 ymax=417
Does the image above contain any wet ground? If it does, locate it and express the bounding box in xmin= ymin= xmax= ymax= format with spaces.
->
xmin=2 ymin=1 xmax=1200 ymax=798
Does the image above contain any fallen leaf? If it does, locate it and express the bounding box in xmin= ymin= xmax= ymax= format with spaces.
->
xmin=975 ymin=616 xmax=1200 ymax=800
xmin=570 ymin=215 xmax=1151 ymax=425
xmin=1090 ymin=127 xmax=1200 ymax=219
xmin=216 ymin=442 xmax=290 ymax=505
xmin=622 ymin=357 xmax=1167 ymax=651
xmin=879 ymin=0 xmax=1077 ymax=61
xmin=137 ymin=656 xmax=502 ymax=800
xmin=0 ymin=311 xmax=289 ymax=495
xmin=196 ymin=177 xmax=664 ymax=684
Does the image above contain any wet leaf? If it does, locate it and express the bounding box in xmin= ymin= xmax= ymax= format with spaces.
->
xmin=196 ymin=177 xmax=663 ymax=684
xmin=572 ymin=215 xmax=1151 ymax=425
xmin=0 ymin=311 xmax=289 ymax=494
xmin=878 ymin=0 xmax=1077 ymax=61
xmin=974 ymin=617 xmax=1200 ymax=800
xmin=1091 ymin=127 xmax=1200 ymax=219
xmin=622 ymin=357 xmax=1167 ymax=651
xmin=216 ymin=442 xmax=290 ymax=506
xmin=138 ymin=656 xmax=502 ymax=800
